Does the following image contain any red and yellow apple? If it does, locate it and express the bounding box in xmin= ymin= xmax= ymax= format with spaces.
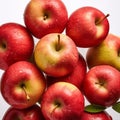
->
xmin=86 ymin=33 xmax=120 ymax=70
xmin=34 ymin=33 xmax=79 ymax=77
xmin=24 ymin=0 xmax=68 ymax=38
xmin=41 ymin=82 xmax=85 ymax=120
xmin=66 ymin=6 xmax=109 ymax=47
xmin=0 ymin=61 xmax=46 ymax=109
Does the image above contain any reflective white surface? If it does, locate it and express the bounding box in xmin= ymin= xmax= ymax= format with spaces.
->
xmin=0 ymin=0 xmax=120 ymax=119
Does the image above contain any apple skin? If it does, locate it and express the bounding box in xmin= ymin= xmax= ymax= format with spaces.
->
xmin=46 ymin=53 xmax=87 ymax=90
xmin=24 ymin=0 xmax=68 ymax=38
xmin=0 ymin=22 xmax=34 ymax=70
xmin=83 ymin=65 xmax=120 ymax=107
xmin=41 ymin=82 xmax=85 ymax=120
xmin=86 ymin=33 xmax=120 ymax=70
xmin=34 ymin=33 xmax=79 ymax=77
xmin=79 ymin=111 xmax=112 ymax=120
xmin=2 ymin=104 xmax=45 ymax=120
xmin=0 ymin=61 xmax=46 ymax=109
xmin=66 ymin=6 xmax=109 ymax=47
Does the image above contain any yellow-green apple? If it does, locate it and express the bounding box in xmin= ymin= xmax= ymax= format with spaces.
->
xmin=0 ymin=61 xmax=46 ymax=109
xmin=34 ymin=33 xmax=79 ymax=77
xmin=86 ymin=33 xmax=120 ymax=70
xmin=83 ymin=65 xmax=120 ymax=107
xmin=46 ymin=53 xmax=87 ymax=90
xmin=2 ymin=104 xmax=45 ymax=120
xmin=0 ymin=22 xmax=34 ymax=70
xmin=24 ymin=0 xmax=68 ymax=38
xmin=79 ymin=111 xmax=112 ymax=120
xmin=41 ymin=82 xmax=84 ymax=120
xmin=66 ymin=6 xmax=109 ymax=47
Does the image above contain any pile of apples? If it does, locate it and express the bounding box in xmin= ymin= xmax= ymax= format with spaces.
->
xmin=0 ymin=0 xmax=120 ymax=120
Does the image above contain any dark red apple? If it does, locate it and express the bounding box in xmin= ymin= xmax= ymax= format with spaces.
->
xmin=83 ymin=65 xmax=120 ymax=107
xmin=0 ymin=22 xmax=34 ymax=70
xmin=2 ymin=104 xmax=45 ymax=120
xmin=79 ymin=111 xmax=112 ymax=120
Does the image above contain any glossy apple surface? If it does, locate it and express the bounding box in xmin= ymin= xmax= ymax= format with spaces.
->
xmin=83 ymin=65 xmax=120 ymax=107
xmin=2 ymin=104 xmax=45 ymax=120
xmin=46 ymin=53 xmax=87 ymax=90
xmin=0 ymin=22 xmax=34 ymax=70
xmin=41 ymin=82 xmax=84 ymax=120
xmin=86 ymin=33 xmax=120 ymax=70
xmin=66 ymin=6 xmax=109 ymax=47
xmin=34 ymin=33 xmax=79 ymax=77
xmin=0 ymin=61 xmax=46 ymax=109
xmin=79 ymin=111 xmax=112 ymax=120
xmin=24 ymin=0 xmax=68 ymax=38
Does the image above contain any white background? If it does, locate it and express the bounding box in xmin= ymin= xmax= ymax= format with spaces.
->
xmin=0 ymin=0 xmax=120 ymax=119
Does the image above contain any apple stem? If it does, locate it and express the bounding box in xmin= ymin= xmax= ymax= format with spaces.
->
xmin=22 ymin=85 xmax=30 ymax=101
xmin=50 ymin=103 xmax=61 ymax=115
xmin=95 ymin=14 xmax=110 ymax=25
xmin=56 ymin=34 xmax=61 ymax=51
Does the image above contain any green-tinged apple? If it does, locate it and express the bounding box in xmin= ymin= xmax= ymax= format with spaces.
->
xmin=0 ymin=61 xmax=46 ymax=109
xmin=41 ymin=82 xmax=84 ymax=120
xmin=86 ymin=33 xmax=120 ymax=70
xmin=2 ymin=104 xmax=45 ymax=120
xmin=79 ymin=111 xmax=112 ymax=120
xmin=46 ymin=53 xmax=87 ymax=90
xmin=66 ymin=6 xmax=109 ymax=47
xmin=34 ymin=33 xmax=79 ymax=77
xmin=83 ymin=65 xmax=120 ymax=107
xmin=24 ymin=0 xmax=68 ymax=38
xmin=0 ymin=22 xmax=34 ymax=70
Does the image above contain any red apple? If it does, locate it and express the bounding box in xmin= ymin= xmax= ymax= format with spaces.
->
xmin=46 ymin=53 xmax=87 ymax=90
xmin=83 ymin=65 xmax=120 ymax=107
xmin=66 ymin=6 xmax=109 ymax=47
xmin=0 ymin=22 xmax=34 ymax=70
xmin=86 ymin=33 xmax=120 ymax=70
xmin=0 ymin=61 xmax=46 ymax=109
xmin=24 ymin=0 xmax=68 ymax=38
xmin=34 ymin=33 xmax=79 ymax=77
xmin=2 ymin=104 xmax=45 ymax=120
xmin=79 ymin=111 xmax=112 ymax=120
xmin=41 ymin=82 xmax=85 ymax=120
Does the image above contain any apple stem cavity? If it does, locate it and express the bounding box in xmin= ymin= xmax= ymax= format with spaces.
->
xmin=21 ymin=84 xmax=30 ymax=101
xmin=56 ymin=34 xmax=61 ymax=51
xmin=95 ymin=14 xmax=110 ymax=25
xmin=51 ymin=101 xmax=61 ymax=114
xmin=95 ymin=79 xmax=105 ymax=87
xmin=0 ymin=41 xmax=7 ymax=50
